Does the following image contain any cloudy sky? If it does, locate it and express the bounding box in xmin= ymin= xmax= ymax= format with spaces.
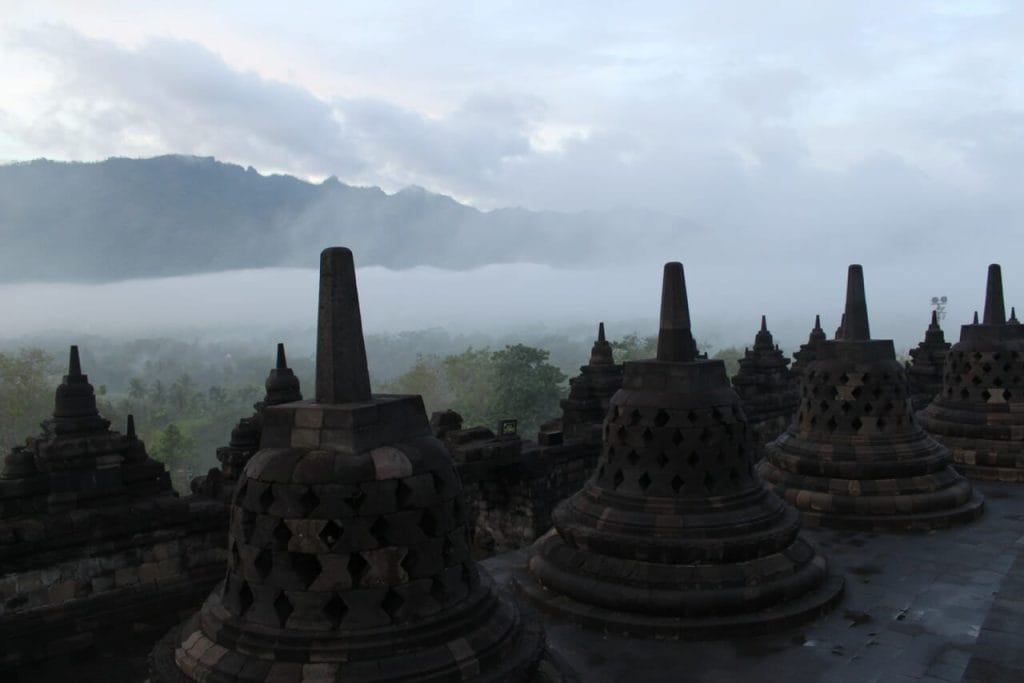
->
xmin=1 ymin=1 xmax=1023 ymax=345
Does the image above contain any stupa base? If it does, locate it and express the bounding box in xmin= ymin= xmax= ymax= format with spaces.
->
xmin=512 ymin=533 xmax=843 ymax=640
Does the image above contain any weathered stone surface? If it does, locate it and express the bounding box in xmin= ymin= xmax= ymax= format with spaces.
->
xmin=918 ymin=264 xmax=1024 ymax=481
xmin=515 ymin=262 xmax=842 ymax=638
xmin=759 ymin=265 xmax=984 ymax=531
xmin=152 ymin=247 xmax=565 ymax=682
xmin=0 ymin=348 xmax=225 ymax=670
xmin=791 ymin=314 xmax=827 ymax=377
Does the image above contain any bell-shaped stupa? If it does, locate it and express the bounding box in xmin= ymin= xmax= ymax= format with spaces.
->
xmin=759 ymin=266 xmax=984 ymax=531
xmin=906 ymin=311 xmax=951 ymax=410
xmin=918 ymin=265 xmax=1024 ymax=481
xmin=151 ymin=248 xmax=560 ymax=681
xmin=731 ymin=315 xmax=800 ymax=453
xmin=791 ymin=315 xmax=827 ymax=377
xmin=514 ymin=263 xmax=842 ymax=638
xmin=560 ymin=322 xmax=623 ymax=444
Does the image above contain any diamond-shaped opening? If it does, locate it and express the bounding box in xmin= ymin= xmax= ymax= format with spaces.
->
xmin=826 ymin=417 xmax=838 ymax=432
xmin=841 ymin=402 xmax=851 ymax=413
xmin=319 ymin=519 xmax=343 ymax=549
xmin=300 ymin=487 xmax=320 ymax=517
xmin=638 ymin=472 xmax=652 ymax=490
xmin=324 ymin=593 xmax=347 ymax=629
xmin=273 ymin=591 xmax=294 ymax=628
xmin=395 ymin=480 xmax=413 ymax=508
xmin=852 ymin=386 xmax=863 ymax=398
xmin=982 ymin=362 xmax=992 ymax=373
xmin=851 ymin=417 xmax=863 ymax=432
xmin=654 ymin=409 xmax=670 ymax=427
xmin=687 ymin=410 xmax=699 ymax=424
xmin=347 ymin=552 xmax=369 ymax=586
xmin=981 ymin=389 xmax=992 ymax=402
xmin=672 ymin=429 xmax=684 ymax=446
xmin=818 ymin=400 xmax=829 ymax=413
xmin=994 ymin=377 xmax=1004 ymax=387
xmin=627 ymin=449 xmax=640 ymax=466
xmin=960 ymin=388 xmax=971 ymax=400
xmin=656 ymin=452 xmax=669 ymax=468
xmin=699 ymin=427 xmax=712 ymax=443
xmin=711 ymin=407 xmax=724 ymax=422
xmin=401 ymin=548 xmax=418 ymax=576
xmin=863 ymin=402 xmax=873 ymax=414
xmin=370 ymin=517 xmax=390 ymax=546
xmin=612 ymin=469 xmax=625 ymax=489
xmin=291 ymin=552 xmax=322 ymax=589
xmin=671 ymin=474 xmax=685 ymax=493
xmin=273 ymin=519 xmax=292 ymax=549
xmin=703 ymin=471 xmax=716 ymax=494
xmin=877 ymin=417 xmax=887 ymax=431
xmin=238 ymin=581 xmax=254 ymax=616
xmin=687 ymin=451 xmax=700 ymax=468
xmin=1004 ymin=389 xmax=1013 ymax=401
xmin=642 ymin=428 xmax=654 ymax=444
xmin=345 ymin=488 xmax=366 ymax=513
xmin=629 ymin=409 xmax=643 ymax=426
xmin=381 ymin=589 xmax=405 ymax=622
xmin=872 ymin=387 xmax=883 ymax=398
xmin=839 ymin=373 xmax=850 ymax=384
xmin=259 ymin=486 xmax=275 ymax=513
xmin=431 ymin=471 xmax=447 ymax=495
xmin=419 ymin=509 xmax=439 ymax=537
xmin=254 ymin=548 xmax=273 ymax=579
xmin=616 ymin=425 xmax=627 ymax=440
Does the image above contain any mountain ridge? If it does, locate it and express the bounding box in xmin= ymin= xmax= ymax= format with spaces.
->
xmin=0 ymin=155 xmax=696 ymax=283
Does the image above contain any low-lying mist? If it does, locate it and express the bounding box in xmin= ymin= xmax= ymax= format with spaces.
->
xmin=1 ymin=259 xmax=1013 ymax=359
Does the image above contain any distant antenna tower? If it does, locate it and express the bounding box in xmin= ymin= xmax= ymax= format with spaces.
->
xmin=930 ymin=295 xmax=948 ymax=323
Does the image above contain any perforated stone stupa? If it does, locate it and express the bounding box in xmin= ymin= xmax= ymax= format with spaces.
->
xmin=559 ymin=322 xmax=623 ymax=445
xmin=906 ymin=311 xmax=951 ymax=410
xmin=759 ymin=266 xmax=984 ymax=531
xmin=514 ymin=262 xmax=843 ymax=638
xmin=791 ymin=315 xmax=827 ymax=377
xmin=731 ymin=315 xmax=799 ymax=454
xmin=151 ymin=247 xmax=561 ymax=682
xmin=918 ymin=264 xmax=1024 ymax=482
xmin=193 ymin=344 xmax=303 ymax=501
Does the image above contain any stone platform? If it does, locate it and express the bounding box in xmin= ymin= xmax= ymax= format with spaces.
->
xmin=487 ymin=480 xmax=1024 ymax=683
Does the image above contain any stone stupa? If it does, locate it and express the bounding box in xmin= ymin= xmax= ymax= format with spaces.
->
xmin=559 ymin=322 xmax=623 ymax=445
xmin=759 ymin=266 xmax=984 ymax=531
xmin=791 ymin=315 xmax=827 ymax=377
xmin=150 ymin=247 xmax=564 ymax=682
xmin=918 ymin=264 xmax=1024 ymax=481
xmin=906 ymin=311 xmax=951 ymax=411
xmin=731 ymin=315 xmax=800 ymax=454
xmin=514 ymin=262 xmax=843 ymax=638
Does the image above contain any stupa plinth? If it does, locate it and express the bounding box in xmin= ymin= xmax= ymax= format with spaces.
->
xmin=759 ymin=266 xmax=984 ymax=531
xmin=514 ymin=263 xmax=842 ymax=638
xmin=917 ymin=265 xmax=1024 ymax=481
xmin=151 ymin=247 xmax=561 ymax=682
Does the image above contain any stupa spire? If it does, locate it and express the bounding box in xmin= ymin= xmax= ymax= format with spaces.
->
xmin=314 ymin=247 xmax=372 ymax=404
xmin=983 ymin=264 xmax=1006 ymax=325
xmin=589 ymin=321 xmax=614 ymax=366
xmin=656 ymin=262 xmax=698 ymax=362
xmin=68 ymin=345 xmax=83 ymax=378
xmin=1011 ymin=306 xmax=1020 ymax=325
xmin=929 ymin=309 xmax=940 ymax=330
xmin=841 ymin=264 xmax=871 ymax=341
xmin=275 ymin=342 xmax=287 ymax=369
xmin=598 ymin=321 xmax=606 ymax=342
xmin=973 ymin=311 xmax=980 ymax=324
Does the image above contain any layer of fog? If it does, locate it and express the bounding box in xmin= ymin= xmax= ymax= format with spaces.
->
xmin=1 ymin=259 xmax=1016 ymax=357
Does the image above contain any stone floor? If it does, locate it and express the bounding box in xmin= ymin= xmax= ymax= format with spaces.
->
xmin=483 ymin=480 xmax=1024 ymax=683
xmin=7 ymin=480 xmax=1024 ymax=682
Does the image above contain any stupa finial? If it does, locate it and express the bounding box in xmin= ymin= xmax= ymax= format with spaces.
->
xmin=68 ymin=345 xmax=83 ymax=379
xmin=276 ymin=342 xmax=287 ymax=369
xmin=314 ymin=247 xmax=372 ymax=404
xmin=656 ymin=262 xmax=698 ymax=362
xmin=598 ymin=321 xmax=606 ymax=343
xmin=760 ymin=315 xmax=768 ymax=333
xmin=983 ymin=264 xmax=1006 ymax=325
xmin=841 ymin=265 xmax=871 ymax=341
xmin=973 ymin=311 xmax=980 ymax=324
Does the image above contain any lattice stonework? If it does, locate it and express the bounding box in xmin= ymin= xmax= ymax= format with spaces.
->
xmin=794 ymin=365 xmax=916 ymax=437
